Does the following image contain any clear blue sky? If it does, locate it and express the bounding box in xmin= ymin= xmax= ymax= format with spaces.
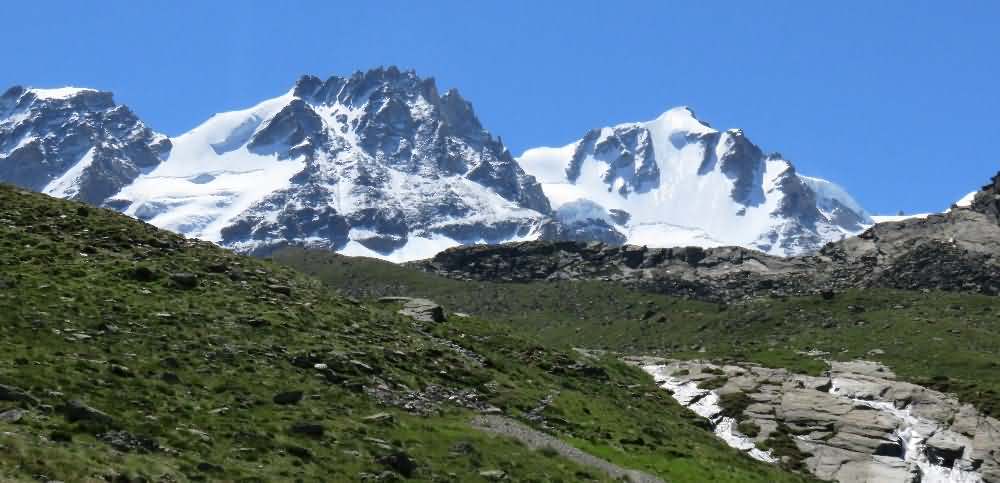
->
xmin=4 ymin=1 xmax=998 ymax=214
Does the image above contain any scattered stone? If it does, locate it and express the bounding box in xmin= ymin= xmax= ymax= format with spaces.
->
xmin=479 ymin=469 xmax=508 ymax=480
xmin=286 ymin=445 xmax=312 ymax=459
xmin=99 ymin=430 xmax=159 ymax=453
xmin=363 ymin=412 xmax=396 ymax=425
xmin=169 ymin=272 xmax=199 ymax=289
xmin=181 ymin=428 xmax=211 ymax=442
xmin=273 ymin=391 xmax=304 ymax=405
xmin=59 ymin=399 xmax=115 ymax=427
xmin=109 ymin=364 xmax=134 ymax=378
xmin=161 ymin=372 xmax=181 ymax=384
xmin=450 ymin=441 xmax=476 ymax=455
xmin=0 ymin=384 xmax=38 ymax=406
xmin=245 ymin=318 xmax=270 ymax=328
xmin=289 ymin=422 xmax=324 ymax=437
xmin=206 ymin=262 xmax=229 ymax=273
xmin=267 ymin=284 xmax=292 ymax=296
xmin=377 ymin=451 xmax=417 ymax=478
xmin=0 ymin=409 xmax=27 ymax=423
xmin=130 ymin=266 xmax=157 ymax=282
xmin=196 ymin=462 xmax=223 ymax=473
xmin=50 ymin=430 xmax=73 ymax=443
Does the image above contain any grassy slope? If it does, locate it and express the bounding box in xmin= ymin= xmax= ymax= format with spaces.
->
xmin=272 ymin=247 xmax=1000 ymax=418
xmin=0 ymin=184 xmax=808 ymax=482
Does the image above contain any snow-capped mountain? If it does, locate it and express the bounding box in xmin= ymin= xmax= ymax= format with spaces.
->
xmin=1 ymin=68 xmax=552 ymax=261
xmin=114 ymin=68 xmax=551 ymax=259
xmin=518 ymin=107 xmax=872 ymax=255
xmin=0 ymin=86 xmax=170 ymax=204
xmin=0 ymin=68 xmax=873 ymax=259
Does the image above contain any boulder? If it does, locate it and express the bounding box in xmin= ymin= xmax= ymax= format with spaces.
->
xmin=377 ymin=451 xmax=417 ymax=478
xmin=169 ymin=272 xmax=199 ymax=289
xmin=398 ymin=298 xmax=446 ymax=323
xmin=925 ymin=431 xmax=970 ymax=468
xmin=273 ymin=391 xmax=304 ymax=405
xmin=0 ymin=408 xmax=27 ymax=423
xmin=60 ymin=400 xmax=115 ymax=427
xmin=0 ymin=383 xmax=39 ymax=406
xmin=289 ymin=421 xmax=324 ymax=437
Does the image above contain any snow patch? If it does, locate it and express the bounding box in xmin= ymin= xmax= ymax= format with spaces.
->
xmin=113 ymin=92 xmax=305 ymax=241
xmin=954 ymin=191 xmax=977 ymax=209
xmin=29 ymin=87 xmax=97 ymax=100
xmin=800 ymin=175 xmax=874 ymax=223
xmin=42 ymin=148 xmax=95 ymax=198
xmin=627 ymin=222 xmax=728 ymax=248
xmin=872 ymin=213 xmax=932 ymax=223
xmin=340 ymin=235 xmax=463 ymax=263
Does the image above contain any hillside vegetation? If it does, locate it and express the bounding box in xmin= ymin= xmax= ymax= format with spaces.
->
xmin=0 ymin=184 xmax=809 ymax=482
xmin=272 ymin=247 xmax=1000 ymax=419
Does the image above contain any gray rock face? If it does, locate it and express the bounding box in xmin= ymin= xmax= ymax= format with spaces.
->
xmin=704 ymin=129 xmax=766 ymax=205
xmin=971 ymin=171 xmax=1000 ymax=224
xmin=0 ymin=86 xmax=170 ymax=204
xmin=640 ymin=359 xmax=997 ymax=483
xmin=567 ymin=125 xmax=659 ymax=195
xmin=537 ymin=219 xmax=627 ymax=245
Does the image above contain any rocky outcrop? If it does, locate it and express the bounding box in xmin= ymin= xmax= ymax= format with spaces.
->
xmin=971 ymin=172 xmax=1000 ymax=224
xmin=411 ymin=172 xmax=1000 ymax=301
xmin=379 ymin=296 xmax=447 ymax=323
xmin=637 ymin=359 xmax=998 ymax=483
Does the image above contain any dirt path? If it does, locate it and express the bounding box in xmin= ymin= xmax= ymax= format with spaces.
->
xmin=471 ymin=414 xmax=665 ymax=483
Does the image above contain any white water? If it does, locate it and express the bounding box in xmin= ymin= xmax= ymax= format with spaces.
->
xmin=829 ymin=379 xmax=982 ymax=483
xmin=642 ymin=365 xmax=778 ymax=464
xmin=642 ymin=363 xmax=983 ymax=482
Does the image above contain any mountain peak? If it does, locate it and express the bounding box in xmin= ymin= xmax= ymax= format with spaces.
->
xmin=519 ymin=107 xmax=871 ymax=255
xmin=647 ymin=105 xmax=716 ymax=135
xmin=98 ymin=69 xmax=550 ymax=259
xmin=0 ymin=84 xmax=169 ymax=204
xmin=2 ymin=85 xmax=116 ymax=113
